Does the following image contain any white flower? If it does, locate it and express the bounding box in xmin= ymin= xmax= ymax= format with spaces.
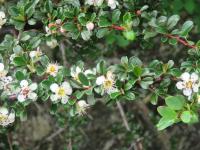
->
xmin=176 ymin=72 xmax=199 ymax=99
xmin=0 ymin=107 xmax=15 ymax=126
xmin=70 ymin=66 xmax=82 ymax=81
xmin=76 ymin=100 xmax=89 ymax=115
xmin=86 ymin=22 xmax=94 ymax=31
xmin=107 ymin=0 xmax=118 ymax=9
xmin=17 ymin=80 xmax=38 ymax=102
xmin=0 ymin=11 xmax=6 ymax=28
xmin=46 ymin=39 xmax=58 ymax=49
xmin=85 ymin=0 xmax=104 ymax=6
xmin=46 ymin=63 xmax=60 ymax=77
xmin=29 ymin=47 xmax=42 ymax=59
xmin=50 ymin=81 xmax=72 ymax=104
xmin=96 ymin=71 xmax=117 ymax=94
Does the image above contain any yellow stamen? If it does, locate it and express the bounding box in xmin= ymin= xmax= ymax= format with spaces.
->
xmin=103 ymin=79 xmax=113 ymax=89
xmin=57 ymin=87 xmax=65 ymax=96
xmin=0 ymin=114 xmax=7 ymax=122
xmin=186 ymin=80 xmax=193 ymax=89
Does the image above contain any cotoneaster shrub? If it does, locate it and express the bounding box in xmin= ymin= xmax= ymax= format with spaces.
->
xmin=0 ymin=0 xmax=200 ymax=133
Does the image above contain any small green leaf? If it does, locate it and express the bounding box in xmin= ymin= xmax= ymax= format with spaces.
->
xmin=157 ymin=106 xmax=177 ymax=119
xmin=123 ymin=31 xmax=136 ymax=41
xmin=13 ymin=56 xmax=27 ymax=66
xmin=110 ymin=92 xmax=121 ymax=99
xmin=78 ymin=73 xmax=89 ymax=86
xmin=167 ymin=15 xmax=180 ymax=29
xmin=15 ymin=71 xmax=25 ymax=80
xmin=180 ymin=111 xmax=191 ymax=123
xmin=180 ymin=21 xmax=193 ymax=37
xmin=165 ymin=95 xmax=185 ymax=110
xmin=157 ymin=117 xmax=175 ymax=130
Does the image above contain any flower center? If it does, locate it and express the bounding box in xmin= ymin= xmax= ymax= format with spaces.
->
xmin=186 ymin=80 xmax=193 ymax=89
xmin=50 ymin=66 xmax=56 ymax=72
xmin=0 ymin=114 xmax=7 ymax=122
xmin=103 ymin=79 xmax=113 ymax=89
xmin=57 ymin=87 xmax=65 ymax=96
xmin=21 ymin=87 xmax=30 ymax=96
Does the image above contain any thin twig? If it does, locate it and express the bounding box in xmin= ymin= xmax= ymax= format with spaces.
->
xmin=116 ymin=101 xmax=130 ymax=131
xmin=46 ymin=128 xmax=66 ymax=141
xmin=7 ymin=133 xmax=13 ymax=150
xmin=67 ymin=138 xmax=72 ymax=150
xmin=60 ymin=41 xmax=68 ymax=67
xmin=33 ymin=127 xmax=66 ymax=150
xmin=165 ymin=34 xmax=197 ymax=49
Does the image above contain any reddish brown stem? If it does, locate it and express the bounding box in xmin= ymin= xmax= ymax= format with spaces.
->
xmin=111 ymin=25 xmax=125 ymax=31
xmin=165 ymin=34 xmax=197 ymax=49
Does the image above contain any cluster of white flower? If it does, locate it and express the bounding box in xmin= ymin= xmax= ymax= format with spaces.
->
xmin=0 ymin=11 xmax=6 ymax=29
xmin=85 ymin=0 xmax=118 ymax=9
xmin=176 ymin=72 xmax=199 ymax=100
xmin=0 ymin=107 xmax=15 ymax=126
xmin=96 ymin=71 xmax=117 ymax=94
xmin=50 ymin=81 xmax=72 ymax=104
xmin=17 ymin=80 xmax=38 ymax=102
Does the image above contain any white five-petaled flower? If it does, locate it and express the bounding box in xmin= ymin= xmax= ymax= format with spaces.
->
xmin=85 ymin=0 xmax=104 ymax=6
xmin=46 ymin=63 xmax=61 ymax=77
xmin=29 ymin=47 xmax=43 ymax=59
xmin=86 ymin=22 xmax=94 ymax=31
xmin=0 ymin=107 xmax=15 ymax=126
xmin=96 ymin=71 xmax=117 ymax=94
xmin=176 ymin=72 xmax=199 ymax=99
xmin=0 ymin=11 xmax=6 ymax=28
xmin=107 ymin=0 xmax=118 ymax=9
xmin=17 ymin=80 xmax=38 ymax=102
xmin=50 ymin=82 xmax=72 ymax=104
xmin=76 ymin=100 xmax=90 ymax=115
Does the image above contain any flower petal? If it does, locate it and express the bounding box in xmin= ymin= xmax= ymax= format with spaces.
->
xmin=50 ymin=94 xmax=58 ymax=102
xmin=176 ymin=81 xmax=184 ymax=90
xmin=193 ymin=84 xmax=199 ymax=92
xmin=76 ymin=66 xmax=82 ymax=74
xmin=29 ymin=51 xmax=36 ymax=58
xmin=183 ymin=88 xmax=192 ymax=96
xmin=28 ymin=92 xmax=38 ymax=101
xmin=20 ymin=80 xmax=29 ymax=87
xmin=50 ymin=83 xmax=59 ymax=93
xmin=181 ymin=72 xmax=190 ymax=81
xmin=0 ymin=63 xmax=4 ymax=72
xmin=61 ymin=96 xmax=69 ymax=104
xmin=18 ymin=94 xmax=26 ymax=102
xmin=0 ymin=107 xmax=8 ymax=115
xmin=96 ymin=76 xmax=105 ymax=85
xmin=29 ymin=83 xmax=37 ymax=91
xmin=191 ymin=73 xmax=199 ymax=82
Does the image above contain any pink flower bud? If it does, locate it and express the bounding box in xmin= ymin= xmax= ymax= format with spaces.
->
xmin=86 ymin=22 xmax=94 ymax=31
